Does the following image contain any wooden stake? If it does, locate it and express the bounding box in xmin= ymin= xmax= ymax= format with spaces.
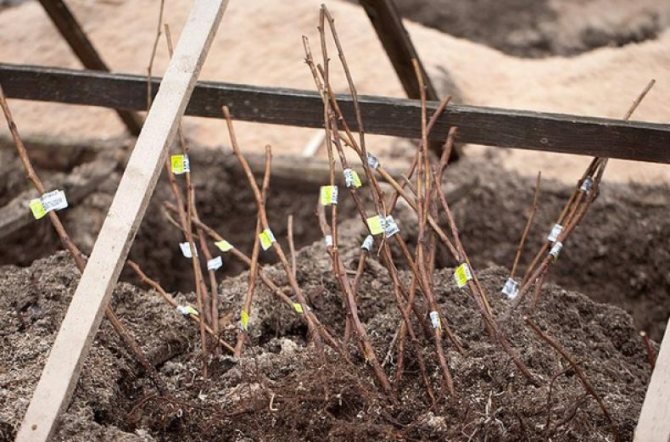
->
xmin=635 ymin=318 xmax=670 ymax=441
xmin=37 ymin=0 xmax=143 ymax=135
xmin=15 ymin=1 xmax=229 ymax=440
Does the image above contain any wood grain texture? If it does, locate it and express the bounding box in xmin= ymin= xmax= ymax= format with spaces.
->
xmin=14 ymin=1 xmax=229 ymax=440
xmin=2 ymin=64 xmax=669 ymax=163
xmin=358 ymin=0 xmax=438 ymax=101
xmin=37 ymin=0 xmax=142 ymax=135
xmin=357 ymin=0 xmax=446 ymax=157
xmin=635 ymin=317 xmax=670 ymax=442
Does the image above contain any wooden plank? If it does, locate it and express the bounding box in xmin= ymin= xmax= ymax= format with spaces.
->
xmin=358 ymin=0 xmax=438 ymax=101
xmin=635 ymin=317 xmax=670 ymax=441
xmin=14 ymin=1 xmax=229 ymax=440
xmin=357 ymin=0 xmax=448 ymax=157
xmin=1 ymin=64 xmax=670 ymax=164
xmin=37 ymin=0 xmax=143 ymax=135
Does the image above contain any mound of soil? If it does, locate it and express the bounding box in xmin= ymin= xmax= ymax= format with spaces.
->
xmin=0 ymin=240 xmax=654 ymax=440
xmin=351 ymin=0 xmax=670 ymax=58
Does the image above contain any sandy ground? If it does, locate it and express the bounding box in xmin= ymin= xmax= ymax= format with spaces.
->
xmin=0 ymin=0 xmax=668 ymax=185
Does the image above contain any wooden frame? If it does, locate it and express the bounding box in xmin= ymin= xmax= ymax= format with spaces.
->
xmin=14 ymin=1 xmax=229 ymax=440
xmin=37 ymin=0 xmax=142 ymax=135
xmin=1 ymin=63 xmax=669 ymax=164
xmin=635 ymin=317 xmax=670 ymax=441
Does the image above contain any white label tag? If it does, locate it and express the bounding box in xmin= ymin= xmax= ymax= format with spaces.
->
xmin=343 ymin=168 xmax=362 ymax=188
xmin=176 ymin=305 xmax=198 ymax=316
xmin=549 ymin=241 xmax=563 ymax=259
xmin=501 ymin=277 xmax=519 ymax=299
xmin=207 ymin=256 xmax=223 ymax=271
xmin=547 ymin=224 xmax=563 ymax=243
xmin=429 ymin=311 xmax=440 ymax=329
xmin=383 ymin=215 xmax=400 ymax=238
xmin=324 ymin=235 xmax=333 ymax=247
xmin=361 ymin=235 xmax=374 ymax=251
xmin=580 ymin=177 xmax=593 ymax=193
xmin=179 ymin=242 xmax=198 ymax=258
xmin=366 ymin=153 xmax=380 ymax=170
xmin=41 ymin=190 xmax=68 ymax=212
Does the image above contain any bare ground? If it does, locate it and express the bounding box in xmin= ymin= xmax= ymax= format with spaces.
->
xmin=0 ymin=243 xmax=654 ymax=440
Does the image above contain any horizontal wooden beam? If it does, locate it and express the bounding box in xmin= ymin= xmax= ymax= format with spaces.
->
xmin=1 ymin=63 xmax=669 ymax=163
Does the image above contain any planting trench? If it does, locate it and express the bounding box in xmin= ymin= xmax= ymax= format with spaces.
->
xmin=0 ymin=142 xmax=666 ymax=440
xmin=1 ymin=145 xmax=667 ymax=340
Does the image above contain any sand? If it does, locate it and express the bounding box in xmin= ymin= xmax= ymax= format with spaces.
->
xmin=0 ymin=0 xmax=668 ymax=185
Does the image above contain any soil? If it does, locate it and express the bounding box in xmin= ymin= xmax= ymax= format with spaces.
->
xmin=0 ymin=146 xmax=358 ymax=293
xmin=0 ymin=1 xmax=668 ymax=439
xmin=2 ymin=145 xmax=667 ymax=342
xmin=0 ymin=241 xmax=654 ymax=441
xmin=396 ymin=153 xmax=670 ymax=342
xmin=351 ymin=0 xmax=670 ymax=58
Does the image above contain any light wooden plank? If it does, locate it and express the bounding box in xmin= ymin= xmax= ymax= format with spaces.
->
xmin=635 ymin=317 xmax=670 ymax=442
xmin=14 ymin=1 xmax=229 ymax=440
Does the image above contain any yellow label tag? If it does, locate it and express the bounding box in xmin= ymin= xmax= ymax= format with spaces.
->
xmin=215 ymin=240 xmax=234 ymax=252
xmin=29 ymin=199 xmax=47 ymax=220
xmin=177 ymin=305 xmax=199 ymax=316
xmin=259 ymin=229 xmax=276 ymax=251
xmin=366 ymin=215 xmax=384 ymax=235
xmin=293 ymin=303 xmax=304 ymax=314
xmin=454 ymin=263 xmax=473 ymax=288
xmin=240 ymin=310 xmax=249 ymax=330
xmin=344 ymin=168 xmax=362 ymax=188
xmin=170 ymin=154 xmax=189 ymax=175
xmin=320 ymin=185 xmax=338 ymax=206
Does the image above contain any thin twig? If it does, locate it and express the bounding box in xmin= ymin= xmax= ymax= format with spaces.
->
xmin=510 ymin=172 xmax=541 ymax=279
xmin=235 ymin=147 xmax=271 ymax=357
xmin=287 ymin=214 xmax=297 ymax=279
xmin=222 ymin=107 xmax=324 ymax=351
xmin=524 ymin=316 xmax=619 ymax=442
xmin=0 ymin=84 xmax=167 ymax=393
xmin=161 ymin=24 xmax=209 ymax=365
xmin=640 ymin=331 xmax=656 ymax=370
xmin=127 ymin=260 xmax=234 ymax=353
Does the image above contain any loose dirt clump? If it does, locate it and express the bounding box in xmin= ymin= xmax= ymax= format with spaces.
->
xmin=0 ymin=241 xmax=653 ymax=441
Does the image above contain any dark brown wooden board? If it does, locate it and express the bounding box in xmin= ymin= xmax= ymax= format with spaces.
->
xmin=1 ymin=63 xmax=669 ymax=164
xmin=359 ymin=0 xmax=438 ymax=101
xmin=358 ymin=0 xmax=447 ymax=157
xmin=37 ymin=0 xmax=142 ymax=135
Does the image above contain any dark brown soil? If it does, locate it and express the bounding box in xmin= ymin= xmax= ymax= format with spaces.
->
xmin=1 ymin=143 xmax=668 ymax=341
xmin=0 ymin=240 xmax=654 ymax=441
xmin=0 ymin=146 xmax=358 ymax=293
xmin=430 ymin=155 xmax=670 ymax=341
xmin=349 ymin=0 xmax=670 ymax=58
